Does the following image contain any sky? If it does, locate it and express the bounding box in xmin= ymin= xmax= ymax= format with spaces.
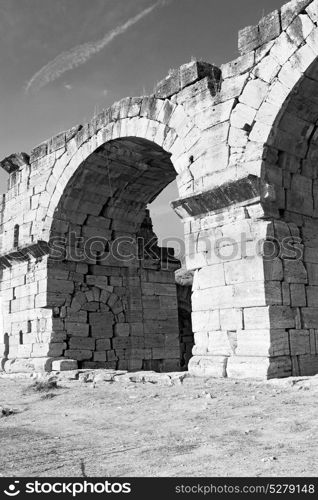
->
xmin=0 ymin=0 xmax=287 ymax=252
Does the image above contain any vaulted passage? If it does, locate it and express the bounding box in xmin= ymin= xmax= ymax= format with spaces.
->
xmin=47 ymin=137 xmax=192 ymax=371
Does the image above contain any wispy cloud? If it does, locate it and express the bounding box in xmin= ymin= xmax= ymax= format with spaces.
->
xmin=25 ymin=1 xmax=166 ymax=94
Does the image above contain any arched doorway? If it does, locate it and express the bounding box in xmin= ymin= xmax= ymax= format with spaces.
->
xmin=47 ymin=137 xmax=193 ymax=371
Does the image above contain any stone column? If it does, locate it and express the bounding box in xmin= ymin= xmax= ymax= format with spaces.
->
xmin=172 ymin=175 xmax=298 ymax=379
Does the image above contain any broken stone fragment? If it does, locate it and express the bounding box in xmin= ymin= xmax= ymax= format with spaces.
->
xmin=0 ymin=152 xmax=30 ymax=173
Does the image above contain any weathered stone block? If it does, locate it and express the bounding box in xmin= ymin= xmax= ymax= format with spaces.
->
xmin=65 ymin=322 xmax=89 ymax=338
xmin=180 ymin=61 xmax=221 ymax=91
xmin=221 ymin=53 xmax=255 ymax=79
xmin=91 ymin=324 xmax=113 ymax=339
xmin=220 ymin=308 xmax=243 ymax=330
xmin=238 ymin=24 xmax=260 ymax=55
xmin=306 ymin=286 xmax=318 ymax=307
xmin=281 ymin=0 xmax=313 ymax=30
xmin=289 ymin=329 xmax=311 ymax=355
xmin=290 ymin=284 xmax=307 ymax=307
xmin=297 ymin=354 xmax=318 ymax=376
xmin=64 ymin=349 xmax=92 ymax=361
xmin=52 ymin=359 xmax=78 ymax=371
xmin=227 ymin=355 xmax=269 ymax=378
xmin=114 ymin=324 xmax=130 ymax=337
xmin=4 ymin=357 xmax=53 ymax=373
xmin=302 ymin=308 xmax=318 ymax=328
xmin=188 ymin=355 xmax=228 ymax=377
xmin=32 ymin=342 xmax=66 ymax=357
xmin=68 ymin=337 xmax=95 ymax=350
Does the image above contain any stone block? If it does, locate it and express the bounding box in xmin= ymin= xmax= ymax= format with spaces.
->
xmin=64 ymin=319 xmax=88 ymax=336
xmin=96 ymin=339 xmax=111 ymax=351
xmin=281 ymin=0 xmax=313 ymax=30
xmin=258 ymin=9 xmax=281 ymax=45
xmin=306 ymin=286 xmax=318 ymax=307
xmin=192 ymin=310 xmax=220 ymax=333
xmin=244 ymin=307 xmax=270 ymax=329
xmin=68 ymin=337 xmax=95 ymax=350
xmin=179 ymin=61 xmax=221 ymax=91
xmin=207 ymin=331 xmax=232 ymax=356
xmin=227 ymin=355 xmax=270 ymax=378
xmin=236 ymin=328 xmax=289 ymax=357
xmin=269 ymin=306 xmax=296 ymax=329
xmin=32 ymin=342 xmax=66 ymax=357
xmin=193 ymin=264 xmax=225 ymax=290
xmin=221 ymin=53 xmax=255 ymax=79
xmin=30 ymin=142 xmax=48 ymax=163
xmin=239 ymin=78 xmax=269 ymax=110
xmin=91 ymin=324 xmax=113 ymax=338
xmin=220 ymin=308 xmax=243 ymax=330
xmin=298 ymin=354 xmax=318 ymax=376
xmin=270 ymin=32 xmax=298 ymax=66
xmin=286 ymin=14 xmax=315 ymax=45
xmin=4 ymin=357 xmax=53 ymax=373
xmin=238 ymin=24 xmax=260 ymax=55
xmin=64 ymin=349 xmax=92 ymax=361
xmin=252 ymin=55 xmax=281 ymax=83
xmin=284 ymin=260 xmax=308 ymax=284
xmin=290 ymin=284 xmax=307 ymax=307
xmin=233 ymin=282 xmax=267 ymax=308
xmin=289 ymin=329 xmax=311 ymax=355
xmin=306 ymin=0 xmax=318 ymax=23
xmin=188 ymin=355 xmax=228 ymax=377
xmin=154 ymin=69 xmax=181 ymax=99
xmin=52 ymin=359 xmax=78 ymax=371
xmin=93 ymin=352 xmax=107 ymax=362
xmin=192 ymin=285 xmax=234 ymax=311
xmin=89 ymin=312 xmax=114 ymax=325
xmin=302 ymin=308 xmax=318 ymax=328
xmin=267 ymin=355 xmax=293 ymax=379
xmin=114 ymin=323 xmax=130 ymax=337
xmin=224 ymin=257 xmax=264 ymax=285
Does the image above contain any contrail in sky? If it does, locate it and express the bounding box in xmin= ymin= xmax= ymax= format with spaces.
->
xmin=25 ymin=1 xmax=165 ymax=94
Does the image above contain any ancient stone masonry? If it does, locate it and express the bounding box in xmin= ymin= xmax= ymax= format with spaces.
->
xmin=2 ymin=0 xmax=318 ymax=378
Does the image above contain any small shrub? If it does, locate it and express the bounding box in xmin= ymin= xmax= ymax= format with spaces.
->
xmin=30 ymin=379 xmax=59 ymax=392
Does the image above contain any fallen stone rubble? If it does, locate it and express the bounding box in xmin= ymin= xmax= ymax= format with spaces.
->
xmin=0 ymin=369 xmax=190 ymax=387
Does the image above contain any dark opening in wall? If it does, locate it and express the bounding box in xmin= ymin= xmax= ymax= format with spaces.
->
xmin=13 ymin=224 xmax=19 ymax=248
xmin=19 ymin=330 xmax=23 ymax=345
xmin=3 ymin=333 xmax=9 ymax=358
xmin=27 ymin=320 xmax=32 ymax=333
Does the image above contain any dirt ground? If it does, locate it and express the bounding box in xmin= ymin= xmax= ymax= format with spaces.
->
xmin=0 ymin=372 xmax=317 ymax=477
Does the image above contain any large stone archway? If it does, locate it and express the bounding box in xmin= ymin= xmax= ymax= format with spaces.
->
xmin=45 ymin=136 xmax=183 ymax=372
xmin=2 ymin=0 xmax=318 ymax=378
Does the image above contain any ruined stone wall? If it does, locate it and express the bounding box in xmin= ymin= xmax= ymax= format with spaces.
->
xmin=0 ymin=237 xmax=182 ymax=373
xmin=3 ymin=0 xmax=318 ymax=378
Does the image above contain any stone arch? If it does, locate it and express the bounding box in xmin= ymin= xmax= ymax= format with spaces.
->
xmin=255 ymin=57 xmax=318 ymax=378
xmin=0 ymin=60 xmax=224 ymax=375
xmin=37 ymin=98 xmax=199 ymax=242
xmin=200 ymin=0 xmax=318 ymax=379
xmin=186 ymin=0 xmax=318 ymax=379
xmin=45 ymin=132 xmax=189 ymax=371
